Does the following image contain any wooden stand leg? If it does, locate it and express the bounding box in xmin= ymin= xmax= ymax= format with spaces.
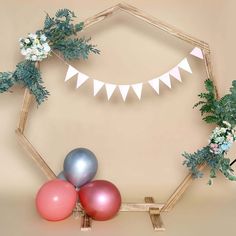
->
xmin=81 ymin=214 xmax=92 ymax=231
xmin=145 ymin=197 xmax=165 ymax=231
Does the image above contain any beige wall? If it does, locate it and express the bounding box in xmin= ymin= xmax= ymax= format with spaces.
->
xmin=0 ymin=1 xmax=236 ymax=235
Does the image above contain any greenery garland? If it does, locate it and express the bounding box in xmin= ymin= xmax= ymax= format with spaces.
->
xmin=183 ymin=79 xmax=236 ymax=184
xmin=0 ymin=9 xmax=99 ymax=104
xmin=0 ymin=8 xmax=235 ymax=185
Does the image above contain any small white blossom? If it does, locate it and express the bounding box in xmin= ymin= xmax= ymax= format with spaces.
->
xmin=29 ymin=33 xmax=37 ymax=39
xmin=43 ymin=43 xmax=51 ymax=52
xmin=19 ymin=32 xmax=51 ymax=61
xmin=25 ymin=38 xmax=30 ymax=44
xmin=40 ymin=34 xmax=47 ymax=41
xmin=21 ymin=49 xmax=27 ymax=56
xmin=31 ymin=55 xmax=38 ymax=61
xmin=209 ymin=121 xmax=236 ymax=154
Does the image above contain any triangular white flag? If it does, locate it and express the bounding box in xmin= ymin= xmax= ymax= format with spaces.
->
xmin=93 ymin=80 xmax=104 ymax=96
xmin=105 ymin=83 xmax=116 ymax=100
xmin=119 ymin=85 xmax=130 ymax=101
xmin=131 ymin=83 xmax=143 ymax=100
xmin=65 ymin=65 xmax=78 ymax=81
xmin=148 ymin=78 xmax=160 ymax=94
xmin=178 ymin=58 xmax=192 ymax=74
xmin=159 ymin=73 xmax=171 ymax=88
xmin=190 ymin=47 xmax=204 ymax=59
xmin=169 ymin=67 xmax=182 ymax=82
xmin=76 ymin=72 xmax=89 ymax=88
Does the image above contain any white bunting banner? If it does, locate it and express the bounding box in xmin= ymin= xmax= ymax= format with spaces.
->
xmin=119 ymin=85 xmax=130 ymax=101
xmin=105 ymin=83 xmax=116 ymax=100
xmin=63 ymin=47 xmax=204 ymax=101
xmin=190 ymin=47 xmax=204 ymax=59
xmin=159 ymin=73 xmax=171 ymax=88
xmin=76 ymin=72 xmax=89 ymax=88
xmin=178 ymin=58 xmax=192 ymax=74
xmin=148 ymin=78 xmax=160 ymax=94
xmin=169 ymin=66 xmax=182 ymax=82
xmin=93 ymin=80 xmax=104 ymax=96
xmin=65 ymin=65 xmax=78 ymax=81
xmin=131 ymin=83 xmax=143 ymax=100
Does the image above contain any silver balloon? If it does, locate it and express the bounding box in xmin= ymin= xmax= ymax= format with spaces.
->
xmin=57 ymin=171 xmax=67 ymax=181
xmin=63 ymin=148 xmax=98 ymax=188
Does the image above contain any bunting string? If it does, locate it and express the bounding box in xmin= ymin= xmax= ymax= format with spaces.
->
xmin=57 ymin=47 xmax=204 ymax=101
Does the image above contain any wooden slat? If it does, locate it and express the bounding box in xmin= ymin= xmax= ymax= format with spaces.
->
xmin=120 ymin=202 xmax=164 ymax=212
xmin=18 ymin=88 xmax=33 ymax=133
xmin=83 ymin=2 xmax=210 ymax=52
xmin=81 ymin=214 xmax=92 ymax=231
xmin=18 ymin=62 xmax=39 ymax=133
xmin=15 ymin=129 xmax=56 ymax=180
xmin=162 ymin=164 xmax=206 ymax=212
xmin=203 ymin=49 xmax=219 ymax=98
xmin=145 ymin=197 xmax=165 ymax=231
xmin=83 ymin=4 xmax=120 ymax=29
xmin=76 ymin=202 xmax=164 ymax=212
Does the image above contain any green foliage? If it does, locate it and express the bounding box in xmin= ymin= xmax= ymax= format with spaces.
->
xmin=183 ymin=79 xmax=236 ymax=184
xmin=52 ymin=37 xmax=100 ymax=60
xmin=13 ymin=61 xmax=49 ymax=104
xmin=194 ymin=79 xmax=236 ymax=126
xmin=0 ymin=8 xmax=99 ymax=104
xmin=0 ymin=72 xmax=14 ymax=92
xmin=41 ymin=9 xmax=99 ymax=60
xmin=183 ymin=146 xmax=236 ymax=184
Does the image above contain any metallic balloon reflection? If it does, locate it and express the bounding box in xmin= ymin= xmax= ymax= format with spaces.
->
xmin=78 ymin=180 xmax=122 ymax=221
xmin=63 ymin=148 xmax=98 ymax=188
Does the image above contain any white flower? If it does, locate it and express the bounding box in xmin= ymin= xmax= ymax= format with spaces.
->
xmin=21 ymin=49 xmax=27 ymax=56
xmin=31 ymin=55 xmax=38 ymax=61
xmin=26 ymin=48 xmax=32 ymax=54
xmin=19 ymin=32 xmax=50 ymax=61
xmin=43 ymin=43 xmax=51 ymax=52
xmin=25 ymin=38 xmax=30 ymax=44
xmin=40 ymin=34 xmax=47 ymax=41
xmin=29 ymin=33 xmax=37 ymax=39
xmin=223 ymin=121 xmax=231 ymax=127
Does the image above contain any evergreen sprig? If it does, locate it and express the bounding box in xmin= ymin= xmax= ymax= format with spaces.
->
xmin=13 ymin=61 xmax=49 ymax=104
xmin=0 ymin=72 xmax=14 ymax=92
xmin=0 ymin=8 xmax=99 ymax=104
xmin=183 ymin=79 xmax=236 ymax=184
xmin=194 ymin=79 xmax=236 ymax=126
xmin=40 ymin=9 xmax=99 ymax=60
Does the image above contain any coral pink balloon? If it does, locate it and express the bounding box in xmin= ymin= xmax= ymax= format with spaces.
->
xmin=78 ymin=180 xmax=121 ymax=221
xmin=36 ymin=179 xmax=77 ymax=221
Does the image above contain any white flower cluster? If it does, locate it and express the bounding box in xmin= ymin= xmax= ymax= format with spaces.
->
xmin=19 ymin=33 xmax=51 ymax=61
xmin=209 ymin=121 xmax=236 ymax=154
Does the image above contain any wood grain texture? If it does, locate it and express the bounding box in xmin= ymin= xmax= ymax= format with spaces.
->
xmin=145 ymin=197 xmax=165 ymax=231
xmin=83 ymin=2 xmax=210 ymax=52
xmin=18 ymin=88 xmax=33 ymax=133
xmin=15 ymin=129 xmax=56 ymax=180
xmin=203 ymin=49 xmax=219 ymax=98
xmin=81 ymin=214 xmax=92 ymax=232
xmin=18 ymin=62 xmax=39 ymax=133
xmin=120 ymin=202 xmax=164 ymax=212
xmin=162 ymin=164 xmax=206 ymax=212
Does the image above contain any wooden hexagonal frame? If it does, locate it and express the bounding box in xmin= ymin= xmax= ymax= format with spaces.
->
xmin=15 ymin=2 xmax=217 ymax=232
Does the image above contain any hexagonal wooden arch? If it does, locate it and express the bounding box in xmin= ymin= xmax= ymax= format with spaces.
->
xmin=15 ymin=2 xmax=217 ymax=232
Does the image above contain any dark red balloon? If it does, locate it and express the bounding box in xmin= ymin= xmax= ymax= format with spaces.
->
xmin=78 ymin=180 xmax=121 ymax=221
